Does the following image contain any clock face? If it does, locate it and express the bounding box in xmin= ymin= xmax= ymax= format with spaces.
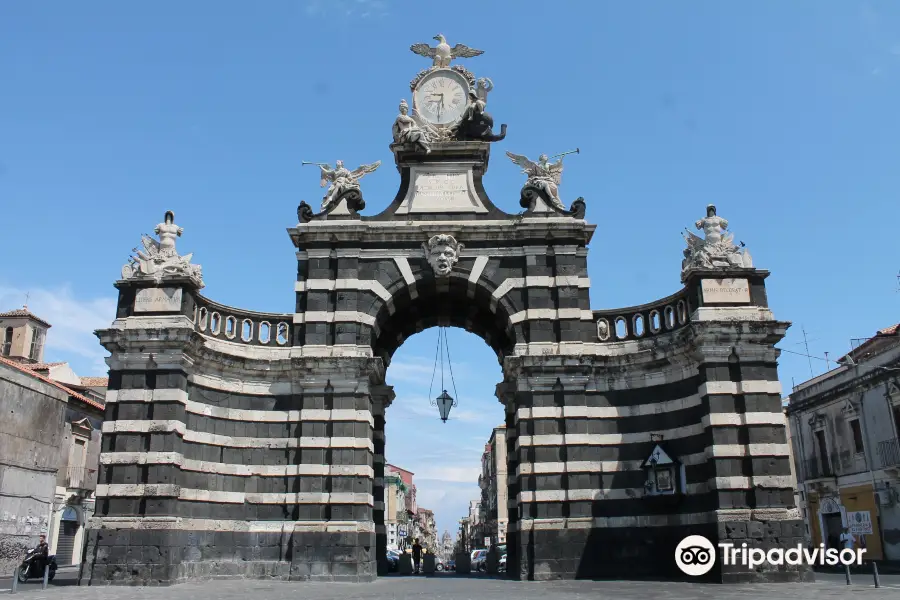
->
xmin=413 ymin=70 xmax=469 ymax=126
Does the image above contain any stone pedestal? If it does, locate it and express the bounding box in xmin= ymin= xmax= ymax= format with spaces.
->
xmin=486 ymin=548 xmax=500 ymax=574
xmin=398 ymin=553 xmax=413 ymax=575
xmin=422 ymin=554 xmax=436 ymax=575
xmin=454 ymin=552 xmax=471 ymax=574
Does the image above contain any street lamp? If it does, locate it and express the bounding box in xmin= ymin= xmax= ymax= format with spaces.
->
xmin=428 ymin=327 xmax=460 ymax=422
xmin=434 ymin=389 xmax=455 ymax=423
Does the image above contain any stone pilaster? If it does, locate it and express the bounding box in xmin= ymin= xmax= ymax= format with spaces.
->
xmin=370 ymin=383 xmax=394 ymax=576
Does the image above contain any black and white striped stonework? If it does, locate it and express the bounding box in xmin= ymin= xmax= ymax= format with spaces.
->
xmin=85 ymin=145 xmax=805 ymax=585
xmin=293 ymin=246 xmax=595 ymax=363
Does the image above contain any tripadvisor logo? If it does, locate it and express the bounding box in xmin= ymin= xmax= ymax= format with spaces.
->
xmin=675 ymin=535 xmax=866 ymax=576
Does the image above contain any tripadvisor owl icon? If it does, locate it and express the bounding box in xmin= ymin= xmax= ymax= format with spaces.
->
xmin=675 ymin=535 xmax=716 ymax=576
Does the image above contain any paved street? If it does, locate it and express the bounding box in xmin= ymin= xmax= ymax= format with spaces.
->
xmin=1 ymin=571 xmax=899 ymax=599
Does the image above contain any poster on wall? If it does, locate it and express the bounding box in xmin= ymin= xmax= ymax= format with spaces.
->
xmin=847 ymin=511 xmax=873 ymax=535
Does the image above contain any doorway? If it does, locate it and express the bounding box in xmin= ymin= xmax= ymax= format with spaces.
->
xmin=56 ymin=506 xmax=80 ymax=565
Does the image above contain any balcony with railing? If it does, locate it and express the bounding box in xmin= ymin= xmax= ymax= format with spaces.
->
xmin=64 ymin=466 xmax=98 ymax=491
xmin=877 ymin=438 xmax=900 ymax=469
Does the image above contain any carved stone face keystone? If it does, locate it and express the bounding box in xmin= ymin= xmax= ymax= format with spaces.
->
xmin=423 ymin=234 xmax=462 ymax=277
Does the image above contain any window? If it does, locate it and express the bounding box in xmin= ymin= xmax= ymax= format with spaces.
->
xmin=849 ymin=419 xmax=865 ymax=455
xmin=2 ymin=327 xmax=11 ymax=356
xmin=814 ymin=429 xmax=831 ymax=475
xmin=28 ymin=328 xmax=44 ymax=361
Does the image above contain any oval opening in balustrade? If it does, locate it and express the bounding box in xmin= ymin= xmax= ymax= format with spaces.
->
xmin=276 ymin=322 xmax=289 ymax=345
xmin=259 ymin=321 xmax=271 ymax=344
xmin=210 ymin=312 xmax=221 ymax=334
xmin=241 ymin=319 xmax=253 ymax=342
xmin=198 ymin=308 xmax=208 ymax=331
xmin=225 ymin=316 xmax=236 ymax=339
xmin=677 ymin=300 xmax=687 ymax=325
xmin=632 ymin=314 xmax=645 ymax=337
xmin=664 ymin=306 xmax=675 ymax=330
xmin=649 ymin=310 xmax=661 ymax=334
xmin=615 ymin=317 xmax=628 ymax=340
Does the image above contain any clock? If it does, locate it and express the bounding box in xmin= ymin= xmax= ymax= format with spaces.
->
xmin=412 ymin=69 xmax=469 ymax=126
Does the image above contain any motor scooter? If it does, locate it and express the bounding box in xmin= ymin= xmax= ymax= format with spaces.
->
xmin=17 ymin=549 xmax=57 ymax=583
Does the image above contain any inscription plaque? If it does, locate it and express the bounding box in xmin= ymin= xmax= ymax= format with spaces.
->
xmin=700 ymin=278 xmax=750 ymax=304
xmin=135 ymin=287 xmax=183 ymax=313
xmin=396 ymin=165 xmax=488 ymax=214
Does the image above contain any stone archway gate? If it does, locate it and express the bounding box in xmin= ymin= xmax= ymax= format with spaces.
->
xmin=82 ymin=41 xmax=805 ymax=586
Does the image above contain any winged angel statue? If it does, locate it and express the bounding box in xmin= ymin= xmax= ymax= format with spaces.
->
xmin=681 ymin=204 xmax=753 ymax=280
xmin=318 ymin=160 xmax=382 ymax=212
xmin=505 ymin=152 xmax=567 ymax=210
xmin=121 ymin=211 xmax=203 ymax=285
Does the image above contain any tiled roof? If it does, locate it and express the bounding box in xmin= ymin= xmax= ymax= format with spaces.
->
xmin=28 ymin=362 xmax=67 ymax=371
xmin=0 ymin=355 xmax=103 ymax=410
xmin=877 ymin=324 xmax=900 ymax=336
xmin=0 ymin=307 xmax=52 ymax=328
xmin=79 ymin=377 xmax=109 ymax=387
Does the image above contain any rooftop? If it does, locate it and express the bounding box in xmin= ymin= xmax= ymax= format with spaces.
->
xmin=839 ymin=322 xmax=900 ymax=365
xmin=0 ymin=355 xmax=104 ymax=410
xmin=0 ymin=306 xmax=52 ymax=328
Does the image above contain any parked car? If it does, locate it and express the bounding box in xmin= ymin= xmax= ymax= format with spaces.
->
xmin=471 ymin=549 xmax=488 ymax=572
xmin=447 ymin=558 xmax=456 ymax=571
xmin=434 ymin=558 xmax=445 ymax=572
xmin=386 ymin=549 xmax=401 ymax=572
xmin=498 ymin=553 xmax=506 ymax=572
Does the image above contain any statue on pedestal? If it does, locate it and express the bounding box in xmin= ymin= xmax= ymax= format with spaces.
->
xmin=392 ymin=100 xmax=432 ymax=154
xmin=121 ymin=211 xmax=203 ymax=285
xmin=315 ymin=160 xmax=381 ymax=212
xmin=454 ymin=90 xmax=507 ymax=142
xmin=506 ymin=151 xmax=567 ymax=210
xmin=410 ymin=34 xmax=484 ymax=68
xmin=681 ymin=204 xmax=753 ymax=280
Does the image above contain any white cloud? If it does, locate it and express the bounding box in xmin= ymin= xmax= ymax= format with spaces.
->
xmin=304 ymin=0 xmax=388 ymax=18
xmin=0 ymin=284 xmax=115 ymax=375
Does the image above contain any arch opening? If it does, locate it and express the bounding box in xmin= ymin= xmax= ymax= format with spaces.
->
xmin=375 ymin=323 xmax=513 ymax=577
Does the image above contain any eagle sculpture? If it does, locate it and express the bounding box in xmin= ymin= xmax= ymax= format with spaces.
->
xmin=410 ymin=34 xmax=484 ymax=68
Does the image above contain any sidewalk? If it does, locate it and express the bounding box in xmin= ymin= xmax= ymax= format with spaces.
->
xmin=0 ymin=576 xmax=899 ymax=600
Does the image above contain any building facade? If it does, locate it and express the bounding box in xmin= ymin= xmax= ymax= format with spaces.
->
xmin=0 ymin=307 xmax=105 ymax=573
xmin=787 ymin=325 xmax=900 ymax=562
xmin=83 ymin=37 xmax=803 ymax=585
xmin=479 ymin=426 xmax=508 ymax=546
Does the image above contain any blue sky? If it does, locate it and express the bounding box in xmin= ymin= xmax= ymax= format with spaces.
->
xmin=2 ymin=1 xmax=900 ymax=537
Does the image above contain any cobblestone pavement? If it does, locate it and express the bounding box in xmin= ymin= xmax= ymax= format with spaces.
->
xmin=3 ymin=573 xmax=900 ymax=600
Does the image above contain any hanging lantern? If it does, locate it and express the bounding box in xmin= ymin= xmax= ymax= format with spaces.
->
xmin=435 ymin=389 xmax=455 ymax=423
xmin=428 ymin=327 xmax=460 ymax=422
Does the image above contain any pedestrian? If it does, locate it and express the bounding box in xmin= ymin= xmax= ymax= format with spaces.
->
xmin=840 ymin=526 xmax=856 ymax=550
xmin=412 ymin=538 xmax=422 ymax=574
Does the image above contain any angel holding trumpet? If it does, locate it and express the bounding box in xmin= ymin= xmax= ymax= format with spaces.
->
xmin=304 ymin=160 xmax=382 ymax=212
xmin=505 ymin=149 xmax=579 ymax=210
